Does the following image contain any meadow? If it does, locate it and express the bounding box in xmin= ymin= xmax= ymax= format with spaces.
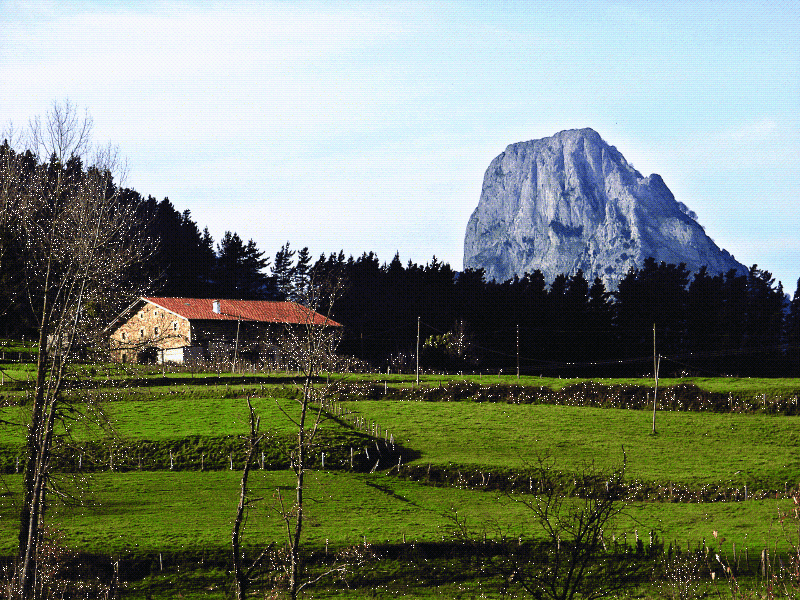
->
xmin=1 ymin=367 xmax=799 ymax=598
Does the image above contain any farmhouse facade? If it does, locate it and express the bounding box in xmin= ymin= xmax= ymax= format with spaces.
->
xmin=107 ymin=297 xmax=340 ymax=364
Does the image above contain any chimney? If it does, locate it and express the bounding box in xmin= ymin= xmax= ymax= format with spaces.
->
xmin=212 ymin=300 xmax=220 ymax=314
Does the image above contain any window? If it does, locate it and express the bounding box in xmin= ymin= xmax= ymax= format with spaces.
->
xmin=139 ymin=328 xmax=145 ymax=338
xmin=154 ymin=310 xmax=159 ymax=317
xmin=154 ymin=326 xmax=160 ymax=336
xmin=121 ymin=331 xmax=127 ymax=341
xmin=172 ymin=321 xmax=178 ymax=331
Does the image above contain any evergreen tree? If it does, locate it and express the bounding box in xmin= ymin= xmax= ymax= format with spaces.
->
xmin=242 ymin=239 xmax=272 ymax=298
xmin=272 ymin=242 xmax=296 ymax=300
xmin=686 ymin=266 xmax=725 ymax=374
xmin=788 ymin=278 xmax=800 ymax=375
xmin=587 ymin=276 xmax=614 ymax=364
xmin=743 ymin=265 xmax=786 ymax=374
xmin=291 ymin=246 xmax=312 ymax=302
xmin=215 ymin=231 xmax=270 ymax=299
xmin=720 ymin=268 xmax=748 ymax=375
xmin=199 ymin=227 xmax=217 ymax=286
xmin=614 ymin=258 xmax=690 ymax=370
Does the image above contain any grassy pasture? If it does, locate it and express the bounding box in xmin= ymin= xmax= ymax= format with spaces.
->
xmin=0 ymin=339 xmax=36 ymax=351
xmin=341 ymin=400 xmax=800 ymax=490
xmin=2 ymin=370 xmax=800 ymax=598
xmin=0 ymin=395 xmax=313 ymax=444
xmin=0 ymin=471 xmax=792 ymax=559
xmin=3 ymin=392 xmax=798 ymax=490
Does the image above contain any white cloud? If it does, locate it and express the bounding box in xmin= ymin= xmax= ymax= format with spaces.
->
xmin=730 ymin=118 xmax=779 ymax=140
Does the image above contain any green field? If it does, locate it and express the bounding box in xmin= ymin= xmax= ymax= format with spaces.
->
xmin=2 ymin=369 xmax=800 ymax=598
xmin=0 ymin=471 xmax=791 ymax=557
xmin=342 ymin=400 xmax=800 ymax=489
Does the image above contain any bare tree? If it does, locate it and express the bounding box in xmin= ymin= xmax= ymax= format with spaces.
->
xmin=231 ymin=397 xmax=267 ymax=600
xmin=450 ymin=452 xmax=644 ymax=600
xmin=229 ymin=270 xmax=365 ymax=599
xmin=4 ymin=100 xmax=149 ymax=600
xmin=274 ymin=272 xmax=346 ymax=600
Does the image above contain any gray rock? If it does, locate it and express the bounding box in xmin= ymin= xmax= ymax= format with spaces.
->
xmin=463 ymin=128 xmax=745 ymax=288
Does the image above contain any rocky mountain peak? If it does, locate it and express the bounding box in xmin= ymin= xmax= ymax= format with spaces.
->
xmin=463 ymin=129 xmax=745 ymax=288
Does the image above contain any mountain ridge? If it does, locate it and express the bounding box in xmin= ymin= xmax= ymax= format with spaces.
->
xmin=463 ymin=128 xmax=746 ymax=287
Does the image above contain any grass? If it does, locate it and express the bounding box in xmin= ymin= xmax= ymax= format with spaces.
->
xmin=3 ymin=367 xmax=800 ymax=598
xmin=338 ymin=372 xmax=800 ymax=396
xmin=4 ymin=393 xmax=798 ymax=489
xmin=0 ymin=471 xmax=792 ymax=558
xmin=0 ymin=395 xmax=310 ymax=443
xmin=342 ymin=400 xmax=800 ymax=490
xmin=0 ymin=338 xmax=37 ymax=352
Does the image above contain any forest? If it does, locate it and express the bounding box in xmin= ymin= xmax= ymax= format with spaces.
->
xmin=1 ymin=139 xmax=798 ymax=378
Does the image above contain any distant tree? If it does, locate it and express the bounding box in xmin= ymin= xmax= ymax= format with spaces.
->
xmin=789 ymin=278 xmax=800 ymax=376
xmin=586 ymin=276 xmax=614 ymax=364
xmin=0 ymin=137 xmax=33 ymax=334
xmin=215 ymin=231 xmax=270 ymax=299
xmin=743 ymin=265 xmax=786 ymax=375
xmin=241 ymin=239 xmax=271 ymax=298
xmin=719 ymin=268 xmax=748 ymax=375
xmin=143 ymin=199 xmax=217 ymax=296
xmin=564 ymin=270 xmax=591 ymax=362
xmin=291 ymin=246 xmax=312 ymax=302
xmin=686 ymin=267 xmax=725 ymax=374
xmin=272 ymin=242 xmax=296 ymax=300
xmin=547 ymin=273 xmax=570 ymax=364
xmin=198 ymin=227 xmax=217 ymax=288
xmin=614 ymin=259 xmax=690 ymax=367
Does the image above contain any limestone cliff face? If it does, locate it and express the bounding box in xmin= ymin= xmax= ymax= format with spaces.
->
xmin=463 ymin=128 xmax=745 ymax=287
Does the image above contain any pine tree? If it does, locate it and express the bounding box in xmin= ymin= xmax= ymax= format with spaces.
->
xmin=788 ymin=278 xmax=800 ymax=375
xmin=272 ymin=242 xmax=296 ymax=300
xmin=291 ymin=246 xmax=312 ymax=302
xmin=215 ymin=232 xmax=270 ymax=298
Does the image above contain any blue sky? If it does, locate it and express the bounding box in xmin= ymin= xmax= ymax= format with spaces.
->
xmin=2 ymin=1 xmax=799 ymax=290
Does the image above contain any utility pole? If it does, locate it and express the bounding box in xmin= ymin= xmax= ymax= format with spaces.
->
xmin=233 ymin=318 xmax=241 ymax=375
xmin=653 ymin=324 xmax=657 ymax=383
xmin=516 ymin=324 xmax=520 ymax=380
xmin=416 ymin=316 xmax=420 ymax=387
xmin=652 ymin=324 xmax=659 ymax=434
xmin=653 ymin=354 xmax=661 ymax=434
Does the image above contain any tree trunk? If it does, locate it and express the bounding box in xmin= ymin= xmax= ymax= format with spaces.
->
xmin=14 ymin=314 xmax=50 ymax=600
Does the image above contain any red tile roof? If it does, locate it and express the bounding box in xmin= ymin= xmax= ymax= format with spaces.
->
xmin=143 ymin=297 xmax=341 ymax=327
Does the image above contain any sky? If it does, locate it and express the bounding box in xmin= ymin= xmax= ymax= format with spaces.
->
xmin=2 ymin=0 xmax=799 ymax=291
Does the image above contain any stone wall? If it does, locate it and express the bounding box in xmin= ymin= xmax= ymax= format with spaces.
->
xmin=109 ymin=301 xmax=190 ymax=363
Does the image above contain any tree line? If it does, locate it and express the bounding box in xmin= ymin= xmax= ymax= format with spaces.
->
xmin=320 ymin=253 xmax=799 ymax=378
xmin=3 ymin=134 xmax=799 ymax=378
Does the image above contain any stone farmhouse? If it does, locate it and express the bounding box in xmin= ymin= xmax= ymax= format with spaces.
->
xmin=107 ymin=297 xmax=341 ymax=364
